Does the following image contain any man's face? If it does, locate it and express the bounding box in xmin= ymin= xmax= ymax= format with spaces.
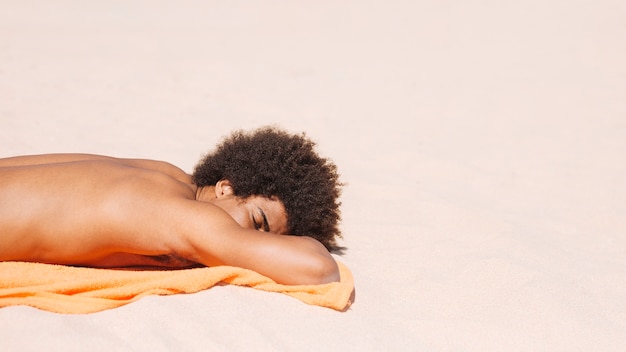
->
xmin=214 ymin=194 xmax=289 ymax=235
xmin=198 ymin=180 xmax=288 ymax=235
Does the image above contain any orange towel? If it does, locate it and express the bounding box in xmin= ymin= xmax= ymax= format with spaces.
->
xmin=0 ymin=261 xmax=354 ymax=314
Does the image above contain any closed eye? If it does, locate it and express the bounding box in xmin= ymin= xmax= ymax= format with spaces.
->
xmin=257 ymin=207 xmax=270 ymax=232
xmin=253 ymin=217 xmax=262 ymax=230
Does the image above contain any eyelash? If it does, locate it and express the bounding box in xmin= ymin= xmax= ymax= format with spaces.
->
xmin=252 ymin=216 xmax=261 ymax=230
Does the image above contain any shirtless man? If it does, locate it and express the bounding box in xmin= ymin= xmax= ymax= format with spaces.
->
xmin=0 ymin=127 xmax=343 ymax=285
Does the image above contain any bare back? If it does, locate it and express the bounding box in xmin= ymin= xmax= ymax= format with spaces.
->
xmin=0 ymin=160 xmax=197 ymax=267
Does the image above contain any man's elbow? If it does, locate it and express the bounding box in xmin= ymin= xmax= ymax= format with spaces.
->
xmin=273 ymin=236 xmax=341 ymax=285
xmin=310 ymin=255 xmax=340 ymax=285
xmin=299 ymin=236 xmax=340 ymax=284
xmin=320 ymin=259 xmax=340 ymax=284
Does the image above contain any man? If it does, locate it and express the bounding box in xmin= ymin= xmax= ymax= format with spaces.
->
xmin=0 ymin=127 xmax=343 ymax=285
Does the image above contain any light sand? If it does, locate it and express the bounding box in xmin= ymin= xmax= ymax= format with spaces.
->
xmin=1 ymin=1 xmax=624 ymax=350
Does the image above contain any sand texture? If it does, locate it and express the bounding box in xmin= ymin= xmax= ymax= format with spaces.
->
xmin=1 ymin=1 xmax=625 ymax=351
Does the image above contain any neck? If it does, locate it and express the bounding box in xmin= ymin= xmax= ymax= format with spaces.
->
xmin=195 ymin=186 xmax=215 ymax=202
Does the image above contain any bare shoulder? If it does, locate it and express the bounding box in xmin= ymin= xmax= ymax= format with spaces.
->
xmin=119 ymin=158 xmax=191 ymax=183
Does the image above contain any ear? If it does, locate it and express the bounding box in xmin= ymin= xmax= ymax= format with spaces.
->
xmin=215 ymin=179 xmax=235 ymax=198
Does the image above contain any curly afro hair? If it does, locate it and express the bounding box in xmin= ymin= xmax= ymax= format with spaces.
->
xmin=192 ymin=126 xmax=343 ymax=251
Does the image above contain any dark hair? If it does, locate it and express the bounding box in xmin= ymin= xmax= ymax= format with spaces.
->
xmin=192 ymin=126 xmax=343 ymax=251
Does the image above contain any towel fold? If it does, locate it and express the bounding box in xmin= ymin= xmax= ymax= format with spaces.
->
xmin=0 ymin=260 xmax=354 ymax=314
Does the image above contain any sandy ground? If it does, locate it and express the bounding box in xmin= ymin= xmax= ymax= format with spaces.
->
xmin=1 ymin=1 xmax=625 ymax=351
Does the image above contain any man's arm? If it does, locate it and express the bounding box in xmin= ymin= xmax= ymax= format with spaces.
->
xmin=172 ymin=199 xmax=340 ymax=285
xmin=0 ymin=154 xmax=191 ymax=183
